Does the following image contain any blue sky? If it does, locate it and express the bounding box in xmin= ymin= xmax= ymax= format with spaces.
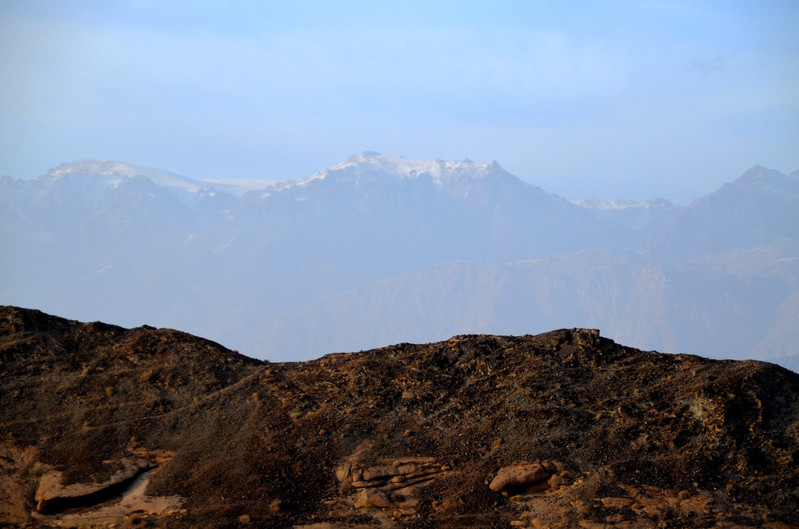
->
xmin=1 ymin=1 xmax=797 ymax=203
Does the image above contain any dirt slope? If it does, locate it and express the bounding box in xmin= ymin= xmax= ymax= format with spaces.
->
xmin=1 ymin=306 xmax=797 ymax=528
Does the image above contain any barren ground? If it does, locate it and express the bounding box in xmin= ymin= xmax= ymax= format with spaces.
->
xmin=1 ymin=306 xmax=797 ymax=528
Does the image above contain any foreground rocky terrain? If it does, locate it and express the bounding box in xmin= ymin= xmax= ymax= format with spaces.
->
xmin=1 ymin=305 xmax=798 ymax=528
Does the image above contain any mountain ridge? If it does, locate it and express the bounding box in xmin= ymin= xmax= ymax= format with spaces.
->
xmin=1 ymin=305 xmax=797 ymax=528
xmin=34 ymin=157 xmax=799 ymax=204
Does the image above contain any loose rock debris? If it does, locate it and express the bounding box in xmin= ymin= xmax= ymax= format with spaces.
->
xmin=1 ymin=306 xmax=798 ymax=528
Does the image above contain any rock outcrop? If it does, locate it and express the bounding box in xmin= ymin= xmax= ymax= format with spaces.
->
xmin=489 ymin=461 xmax=573 ymax=494
xmin=34 ymin=458 xmax=151 ymax=513
xmin=1 ymin=306 xmax=798 ymax=528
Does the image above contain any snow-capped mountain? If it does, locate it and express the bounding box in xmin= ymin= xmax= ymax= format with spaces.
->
xmin=571 ymin=197 xmax=679 ymax=231
xmin=49 ymin=159 xmax=205 ymax=192
xmin=291 ymin=152 xmax=500 ymax=187
xmin=571 ymin=198 xmax=677 ymax=211
xmin=2 ymin=155 xmax=798 ymax=371
xmin=265 ymin=152 xmax=547 ymax=205
xmin=44 ymin=159 xmax=264 ymax=201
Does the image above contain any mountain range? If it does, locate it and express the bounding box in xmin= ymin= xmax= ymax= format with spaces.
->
xmin=1 ymin=153 xmax=798 ymax=370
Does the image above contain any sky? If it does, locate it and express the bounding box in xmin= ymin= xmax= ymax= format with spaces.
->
xmin=0 ymin=1 xmax=797 ymax=204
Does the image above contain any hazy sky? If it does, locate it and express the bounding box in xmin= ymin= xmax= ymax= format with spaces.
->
xmin=1 ymin=1 xmax=797 ymax=203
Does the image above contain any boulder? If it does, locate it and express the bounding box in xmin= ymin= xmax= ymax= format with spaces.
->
xmin=489 ymin=461 xmax=556 ymax=493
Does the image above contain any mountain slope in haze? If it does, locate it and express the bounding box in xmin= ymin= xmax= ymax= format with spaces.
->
xmin=570 ymin=198 xmax=679 ymax=235
xmin=1 ymin=154 xmax=798 ymax=369
xmin=0 ymin=153 xmax=608 ymax=346
xmin=1 ymin=306 xmax=798 ymax=528
xmin=651 ymin=166 xmax=799 ymax=257
xmin=256 ymin=246 xmax=791 ymax=365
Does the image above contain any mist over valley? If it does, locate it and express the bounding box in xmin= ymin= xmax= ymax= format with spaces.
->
xmin=3 ymin=153 xmax=797 ymax=371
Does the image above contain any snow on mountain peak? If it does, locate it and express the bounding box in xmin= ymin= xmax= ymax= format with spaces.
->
xmin=48 ymin=160 xmax=204 ymax=193
xmin=50 ymin=160 xmax=150 ymax=179
xmin=331 ymin=152 xmax=495 ymax=182
xmin=46 ymin=160 xmax=264 ymax=198
xmin=262 ymin=152 xmax=544 ymax=205
xmin=571 ymin=198 xmax=677 ymax=211
xmin=287 ymin=152 xmax=498 ymax=189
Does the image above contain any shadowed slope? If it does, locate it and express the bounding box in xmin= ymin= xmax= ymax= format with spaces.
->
xmin=1 ymin=306 xmax=797 ymax=528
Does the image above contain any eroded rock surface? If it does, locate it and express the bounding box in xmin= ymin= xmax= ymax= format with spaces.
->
xmin=332 ymin=455 xmax=450 ymax=524
xmin=489 ymin=461 xmax=565 ymax=493
xmin=1 ymin=306 xmax=798 ymax=528
xmin=35 ymin=458 xmax=151 ymax=512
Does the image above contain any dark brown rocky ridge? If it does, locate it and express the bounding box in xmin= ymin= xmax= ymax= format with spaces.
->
xmin=1 ymin=305 xmax=797 ymax=528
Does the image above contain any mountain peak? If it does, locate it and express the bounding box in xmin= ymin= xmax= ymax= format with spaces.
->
xmin=329 ymin=152 xmax=496 ymax=183
xmin=47 ymin=159 xmax=204 ymax=192
xmin=49 ymin=160 xmax=153 ymax=179
xmin=44 ymin=160 xmax=262 ymax=198
xmin=735 ymin=165 xmax=782 ymax=181
xmin=728 ymin=166 xmax=799 ymax=199
xmin=275 ymin=153 xmax=522 ymax=199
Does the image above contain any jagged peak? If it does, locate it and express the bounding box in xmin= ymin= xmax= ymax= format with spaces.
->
xmin=327 ymin=152 xmax=496 ymax=182
xmin=267 ymin=152 xmax=526 ymax=198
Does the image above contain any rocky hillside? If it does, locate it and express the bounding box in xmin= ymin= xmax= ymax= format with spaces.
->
xmin=1 ymin=306 xmax=798 ymax=528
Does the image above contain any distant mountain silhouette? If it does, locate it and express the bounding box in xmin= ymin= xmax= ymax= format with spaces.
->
xmin=1 ymin=154 xmax=797 ymax=370
xmin=650 ymin=165 xmax=799 ymax=256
